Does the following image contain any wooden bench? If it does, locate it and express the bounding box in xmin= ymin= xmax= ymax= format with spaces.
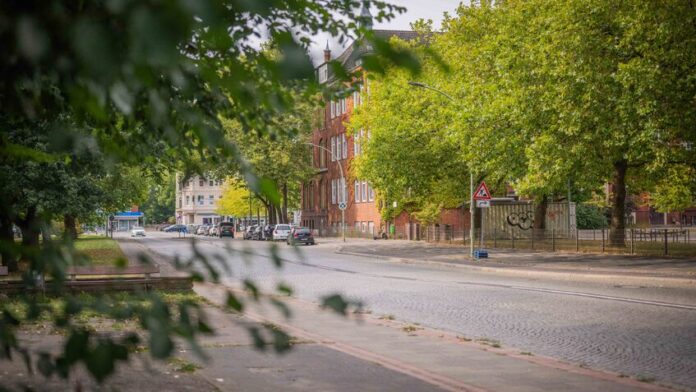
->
xmin=66 ymin=265 xmax=159 ymax=281
xmin=0 ymin=266 xmax=8 ymax=276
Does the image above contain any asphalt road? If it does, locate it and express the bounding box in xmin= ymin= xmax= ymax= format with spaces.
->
xmin=136 ymin=233 xmax=696 ymax=390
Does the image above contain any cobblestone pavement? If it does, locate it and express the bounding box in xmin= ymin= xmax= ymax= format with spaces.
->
xmin=132 ymin=234 xmax=696 ymax=390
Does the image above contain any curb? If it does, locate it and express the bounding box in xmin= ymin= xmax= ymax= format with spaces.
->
xmin=335 ymin=248 xmax=696 ymax=288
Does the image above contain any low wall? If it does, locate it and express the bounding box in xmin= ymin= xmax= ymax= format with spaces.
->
xmin=0 ymin=276 xmax=192 ymax=295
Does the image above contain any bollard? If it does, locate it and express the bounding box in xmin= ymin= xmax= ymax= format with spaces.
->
xmin=630 ymin=228 xmax=634 ymax=255
xmin=664 ymin=229 xmax=668 ymax=256
xmin=601 ymin=228 xmax=605 ymax=253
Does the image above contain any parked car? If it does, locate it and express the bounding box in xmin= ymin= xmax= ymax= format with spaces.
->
xmin=219 ymin=222 xmax=235 ymax=238
xmin=186 ymin=224 xmax=198 ymax=234
xmin=130 ymin=226 xmax=146 ymax=237
xmin=196 ymin=225 xmax=209 ymax=235
xmin=208 ymin=224 xmax=219 ymax=236
xmin=243 ymin=225 xmax=256 ymax=240
xmin=287 ymin=227 xmax=315 ymax=246
xmin=164 ymin=224 xmax=187 ymax=233
xmin=272 ymin=224 xmax=292 ymax=241
xmin=251 ymin=225 xmax=264 ymax=240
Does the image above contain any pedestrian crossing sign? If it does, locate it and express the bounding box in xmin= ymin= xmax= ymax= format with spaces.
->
xmin=473 ymin=182 xmax=491 ymax=200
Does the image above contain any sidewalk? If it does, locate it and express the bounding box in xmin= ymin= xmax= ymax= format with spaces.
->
xmin=335 ymin=240 xmax=696 ymax=286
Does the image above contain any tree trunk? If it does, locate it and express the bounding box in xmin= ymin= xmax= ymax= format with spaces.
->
xmin=609 ymin=160 xmax=628 ymax=246
xmin=0 ymin=211 xmax=18 ymax=272
xmin=275 ymin=205 xmax=284 ymax=224
xmin=17 ymin=206 xmax=41 ymax=265
xmin=63 ymin=213 xmax=78 ymax=240
xmin=533 ymin=195 xmax=548 ymax=239
xmin=282 ymin=183 xmax=289 ymax=224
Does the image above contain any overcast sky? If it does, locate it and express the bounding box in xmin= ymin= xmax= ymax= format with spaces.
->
xmin=308 ymin=0 xmax=463 ymax=64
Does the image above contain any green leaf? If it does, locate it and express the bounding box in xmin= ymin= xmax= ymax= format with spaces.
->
xmin=225 ymin=291 xmax=244 ymax=312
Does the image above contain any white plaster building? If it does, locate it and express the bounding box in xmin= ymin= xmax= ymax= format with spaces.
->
xmin=175 ymin=174 xmax=225 ymax=225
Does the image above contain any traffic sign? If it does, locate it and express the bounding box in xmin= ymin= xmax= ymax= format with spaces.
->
xmin=338 ymin=201 xmax=347 ymax=210
xmin=476 ymin=200 xmax=490 ymax=208
xmin=473 ymin=182 xmax=491 ymax=200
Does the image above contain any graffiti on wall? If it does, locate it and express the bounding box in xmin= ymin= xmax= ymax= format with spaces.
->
xmin=506 ymin=211 xmax=534 ymax=230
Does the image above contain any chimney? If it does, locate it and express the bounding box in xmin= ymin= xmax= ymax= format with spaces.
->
xmin=323 ymin=41 xmax=331 ymax=62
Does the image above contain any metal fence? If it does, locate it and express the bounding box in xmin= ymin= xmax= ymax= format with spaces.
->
xmin=421 ymin=226 xmax=696 ymax=257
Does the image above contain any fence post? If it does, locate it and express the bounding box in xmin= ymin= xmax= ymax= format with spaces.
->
xmin=575 ymin=228 xmax=579 ymax=252
xmin=512 ymin=230 xmax=515 ymax=249
xmin=601 ymin=228 xmax=605 ymax=253
xmin=531 ymin=229 xmax=535 ymax=250
xmin=552 ymin=227 xmax=555 ymax=251
xmin=664 ymin=229 xmax=668 ymax=256
xmin=494 ymin=227 xmax=497 ymax=248
xmin=630 ymin=228 xmax=634 ymax=254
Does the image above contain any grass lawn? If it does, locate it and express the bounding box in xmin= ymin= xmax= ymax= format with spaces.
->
xmin=74 ymin=235 xmax=128 ymax=266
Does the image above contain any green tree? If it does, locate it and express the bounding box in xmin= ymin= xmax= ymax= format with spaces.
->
xmin=140 ymin=173 xmax=176 ymax=224
xmin=217 ymin=179 xmax=265 ymax=218
xmin=0 ymin=0 xmax=418 ymax=384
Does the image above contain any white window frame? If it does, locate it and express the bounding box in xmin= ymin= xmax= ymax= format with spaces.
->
xmin=368 ymin=184 xmax=374 ymax=202
xmin=355 ymin=130 xmax=361 ymax=156
xmin=354 ymin=181 xmax=360 ymax=203
xmin=361 ymin=181 xmax=367 ymax=202
xmin=342 ymin=134 xmax=347 ymax=159
xmin=341 ymin=98 xmax=346 ymax=113
xmin=186 ymin=195 xmax=190 ymax=205
xmin=330 ymin=136 xmax=335 ymax=161
xmin=198 ymin=195 xmax=204 ymax=206
xmin=330 ymin=100 xmax=335 ymax=118
xmin=331 ymin=179 xmax=336 ymax=204
xmin=340 ymin=178 xmax=346 ymax=203
xmin=209 ymin=195 xmax=214 ymax=205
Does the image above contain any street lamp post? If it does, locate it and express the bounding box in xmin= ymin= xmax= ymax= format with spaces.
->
xmin=305 ymin=142 xmax=346 ymax=242
xmin=408 ymin=81 xmax=475 ymax=258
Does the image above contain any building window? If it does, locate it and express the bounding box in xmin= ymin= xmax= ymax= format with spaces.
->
xmin=209 ymin=180 xmax=214 ymax=186
xmin=199 ymin=178 xmax=205 ymax=187
xmin=178 ymin=198 xmax=182 ymax=208
xmin=331 ymin=179 xmax=336 ymax=204
xmin=197 ymin=195 xmax=204 ymax=205
xmin=330 ymin=100 xmax=335 ymax=118
xmin=209 ymin=195 xmax=214 ymax=205
xmin=355 ymin=131 xmax=361 ymax=156
xmin=354 ymin=181 xmax=360 ymax=203
xmin=186 ymin=196 xmax=190 ymax=205
xmin=341 ymin=98 xmax=346 ymax=114
xmin=361 ymin=221 xmax=367 ymax=232
xmin=330 ymin=136 xmax=335 ymax=161
xmin=361 ymin=181 xmax=367 ymax=202
xmin=342 ymin=134 xmax=347 ymax=159
xmin=340 ymin=177 xmax=346 ymax=203
xmin=319 ymin=138 xmax=326 ymax=168
xmin=368 ymin=184 xmax=374 ymax=201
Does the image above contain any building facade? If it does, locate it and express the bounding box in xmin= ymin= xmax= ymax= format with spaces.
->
xmin=299 ymin=12 xmax=424 ymax=237
xmin=175 ymin=174 xmax=225 ymax=225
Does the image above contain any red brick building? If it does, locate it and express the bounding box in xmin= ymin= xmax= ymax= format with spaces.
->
xmin=299 ymin=17 xmax=425 ymax=236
